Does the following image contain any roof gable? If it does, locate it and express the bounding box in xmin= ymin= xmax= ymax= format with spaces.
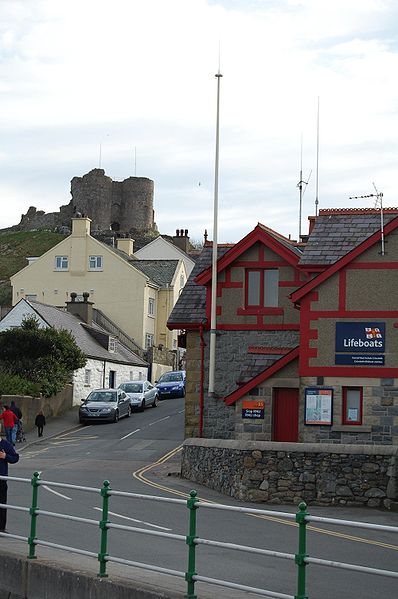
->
xmin=292 ymin=214 xmax=398 ymax=303
xmin=195 ymin=224 xmax=301 ymax=286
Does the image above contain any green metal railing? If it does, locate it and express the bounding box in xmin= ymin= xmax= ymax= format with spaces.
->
xmin=1 ymin=473 xmax=398 ymax=598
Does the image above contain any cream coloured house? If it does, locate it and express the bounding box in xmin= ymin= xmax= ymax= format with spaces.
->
xmin=10 ymin=217 xmax=187 ymax=351
xmin=135 ymin=235 xmax=195 ymax=277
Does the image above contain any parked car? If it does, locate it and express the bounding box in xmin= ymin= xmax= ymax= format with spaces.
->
xmin=79 ymin=388 xmax=131 ymax=424
xmin=118 ymin=380 xmax=159 ymax=411
xmin=155 ymin=370 xmax=186 ymax=399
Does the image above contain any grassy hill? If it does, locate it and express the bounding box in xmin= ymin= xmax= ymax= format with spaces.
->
xmin=0 ymin=230 xmax=66 ymax=305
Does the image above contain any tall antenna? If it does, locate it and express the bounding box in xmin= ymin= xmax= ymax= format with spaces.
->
xmin=297 ymin=134 xmax=311 ymax=239
xmin=349 ymin=184 xmax=384 ymax=255
xmin=315 ymin=96 xmax=320 ymax=216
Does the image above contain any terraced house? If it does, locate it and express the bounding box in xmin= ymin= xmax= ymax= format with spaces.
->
xmin=168 ymin=208 xmax=398 ymax=446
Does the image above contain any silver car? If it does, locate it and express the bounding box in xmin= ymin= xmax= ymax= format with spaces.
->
xmin=118 ymin=381 xmax=159 ymax=411
xmin=79 ymin=388 xmax=131 ymax=424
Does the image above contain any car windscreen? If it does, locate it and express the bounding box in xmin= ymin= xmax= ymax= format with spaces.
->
xmin=121 ymin=383 xmax=143 ymax=393
xmin=159 ymin=372 xmax=183 ymax=382
xmin=87 ymin=392 xmax=117 ymax=402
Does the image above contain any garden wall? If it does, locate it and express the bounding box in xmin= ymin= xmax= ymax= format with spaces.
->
xmin=182 ymin=438 xmax=398 ymax=509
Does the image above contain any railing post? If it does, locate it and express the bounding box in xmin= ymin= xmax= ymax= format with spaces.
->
xmin=185 ymin=489 xmax=198 ymax=599
xmin=28 ymin=471 xmax=40 ymax=559
xmin=295 ymin=501 xmax=309 ymax=599
xmin=98 ymin=479 xmax=111 ymax=577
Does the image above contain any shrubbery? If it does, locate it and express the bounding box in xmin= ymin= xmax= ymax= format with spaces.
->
xmin=0 ymin=371 xmax=41 ymax=397
xmin=0 ymin=316 xmax=86 ymax=397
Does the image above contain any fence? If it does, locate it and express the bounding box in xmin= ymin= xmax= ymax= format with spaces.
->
xmin=0 ymin=472 xmax=398 ymax=599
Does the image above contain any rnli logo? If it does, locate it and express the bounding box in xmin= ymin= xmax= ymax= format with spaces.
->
xmin=365 ymin=327 xmax=382 ymax=340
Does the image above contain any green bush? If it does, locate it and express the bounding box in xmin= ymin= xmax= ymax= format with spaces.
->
xmin=0 ymin=371 xmax=40 ymax=397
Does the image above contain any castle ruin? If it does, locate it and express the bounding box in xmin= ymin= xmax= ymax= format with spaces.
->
xmin=17 ymin=169 xmax=156 ymax=235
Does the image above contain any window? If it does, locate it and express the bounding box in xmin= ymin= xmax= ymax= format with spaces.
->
xmin=145 ymin=333 xmax=154 ymax=349
xmin=148 ymin=297 xmax=155 ymax=316
xmin=245 ymin=269 xmax=279 ymax=307
xmin=108 ymin=337 xmax=117 ymax=352
xmin=84 ymin=369 xmax=91 ymax=385
xmin=342 ymin=387 xmax=363 ymax=425
xmin=89 ymin=255 xmax=103 ymax=270
xmin=55 ymin=256 xmax=68 ymax=270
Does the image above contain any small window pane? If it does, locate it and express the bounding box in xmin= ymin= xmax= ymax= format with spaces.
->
xmin=55 ymin=256 xmax=68 ymax=270
xmin=345 ymin=388 xmax=361 ymax=422
xmin=264 ymin=270 xmax=279 ymax=307
xmin=247 ymin=271 xmax=261 ymax=305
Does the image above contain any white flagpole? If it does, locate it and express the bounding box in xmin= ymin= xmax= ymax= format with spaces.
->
xmin=208 ymin=70 xmax=222 ymax=396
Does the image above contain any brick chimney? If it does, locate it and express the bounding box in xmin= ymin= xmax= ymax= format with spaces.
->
xmin=66 ymin=292 xmax=93 ymax=325
xmin=172 ymin=228 xmax=190 ymax=253
xmin=116 ymin=236 xmax=134 ymax=256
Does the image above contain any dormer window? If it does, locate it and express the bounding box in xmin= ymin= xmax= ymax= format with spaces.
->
xmin=108 ymin=337 xmax=117 ymax=352
xmin=89 ymin=255 xmax=103 ymax=270
xmin=55 ymin=256 xmax=69 ymax=270
xmin=245 ymin=269 xmax=279 ymax=307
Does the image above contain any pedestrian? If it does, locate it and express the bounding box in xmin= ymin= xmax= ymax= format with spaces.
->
xmin=0 ymin=406 xmax=18 ymax=445
xmin=9 ymin=401 xmax=22 ymax=446
xmin=0 ymin=433 xmax=19 ymax=533
xmin=35 ymin=410 xmax=46 ymax=437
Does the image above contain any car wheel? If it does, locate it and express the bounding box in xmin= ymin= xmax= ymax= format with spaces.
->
xmin=181 ymin=388 xmax=186 ymax=398
xmin=152 ymin=394 xmax=158 ymax=408
xmin=139 ymin=399 xmax=146 ymax=412
xmin=113 ymin=410 xmax=119 ymax=423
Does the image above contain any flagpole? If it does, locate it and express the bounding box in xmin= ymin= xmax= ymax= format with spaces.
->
xmin=208 ymin=70 xmax=222 ymax=396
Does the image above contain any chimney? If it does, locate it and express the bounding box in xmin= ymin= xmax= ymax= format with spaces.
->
xmin=71 ymin=216 xmax=91 ymax=237
xmin=172 ymin=227 xmax=190 ymax=253
xmin=116 ymin=236 xmax=135 ymax=256
xmin=66 ymin=292 xmax=93 ymax=325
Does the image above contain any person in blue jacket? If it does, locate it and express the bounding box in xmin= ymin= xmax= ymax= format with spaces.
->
xmin=0 ymin=435 xmax=19 ymax=533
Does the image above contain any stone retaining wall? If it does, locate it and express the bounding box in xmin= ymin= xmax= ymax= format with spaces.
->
xmin=182 ymin=439 xmax=398 ymax=509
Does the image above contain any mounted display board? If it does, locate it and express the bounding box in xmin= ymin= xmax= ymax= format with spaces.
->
xmin=242 ymin=400 xmax=265 ymax=419
xmin=335 ymin=322 xmax=385 ymax=366
xmin=304 ymin=388 xmax=333 ymax=425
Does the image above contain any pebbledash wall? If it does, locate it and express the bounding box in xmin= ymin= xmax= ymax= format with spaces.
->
xmin=181 ymin=438 xmax=398 ymax=509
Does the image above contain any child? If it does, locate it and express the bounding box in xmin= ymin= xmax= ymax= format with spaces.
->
xmin=35 ymin=411 xmax=46 ymax=437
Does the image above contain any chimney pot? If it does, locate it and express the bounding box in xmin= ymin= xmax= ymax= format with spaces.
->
xmin=70 ymin=292 xmax=77 ymax=303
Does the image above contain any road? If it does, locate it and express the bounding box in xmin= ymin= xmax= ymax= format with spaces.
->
xmin=7 ymin=397 xmax=398 ymax=598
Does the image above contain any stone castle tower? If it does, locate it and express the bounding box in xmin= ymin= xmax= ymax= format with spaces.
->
xmin=18 ymin=169 xmax=156 ymax=234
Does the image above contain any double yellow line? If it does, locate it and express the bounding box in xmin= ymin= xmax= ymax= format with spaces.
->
xmin=133 ymin=445 xmax=398 ymax=552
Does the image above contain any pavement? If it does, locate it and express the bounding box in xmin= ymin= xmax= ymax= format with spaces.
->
xmin=16 ymin=406 xmax=82 ymax=452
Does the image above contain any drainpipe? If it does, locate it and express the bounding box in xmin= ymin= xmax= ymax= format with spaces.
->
xmin=102 ymin=361 xmax=106 ymax=388
xmin=199 ymin=323 xmax=206 ymax=438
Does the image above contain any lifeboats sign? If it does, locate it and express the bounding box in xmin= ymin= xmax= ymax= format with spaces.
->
xmin=335 ymin=322 xmax=385 ymax=366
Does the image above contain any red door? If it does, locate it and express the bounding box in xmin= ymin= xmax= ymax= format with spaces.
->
xmin=273 ymin=388 xmax=299 ymax=442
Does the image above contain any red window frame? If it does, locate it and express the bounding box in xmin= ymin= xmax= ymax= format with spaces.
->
xmin=342 ymin=387 xmax=363 ymax=425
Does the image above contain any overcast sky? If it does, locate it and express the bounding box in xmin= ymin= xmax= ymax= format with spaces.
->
xmin=1 ymin=0 xmax=397 ymax=243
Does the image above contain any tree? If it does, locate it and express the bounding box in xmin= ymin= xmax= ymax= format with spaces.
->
xmin=0 ymin=316 xmax=86 ymax=397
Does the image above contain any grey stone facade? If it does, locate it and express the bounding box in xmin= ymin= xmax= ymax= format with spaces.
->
xmin=182 ymin=438 xmax=398 ymax=509
xmin=17 ymin=169 xmax=156 ymax=235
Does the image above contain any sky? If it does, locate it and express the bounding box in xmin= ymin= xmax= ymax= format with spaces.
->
xmin=0 ymin=0 xmax=397 ymax=244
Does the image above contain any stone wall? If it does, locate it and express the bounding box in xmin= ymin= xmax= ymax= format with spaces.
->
xmin=0 ymin=385 xmax=73 ymax=432
xmin=182 ymin=438 xmax=398 ymax=509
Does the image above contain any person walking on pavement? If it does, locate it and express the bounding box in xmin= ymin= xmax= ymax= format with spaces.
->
xmin=0 ymin=406 xmax=18 ymax=445
xmin=9 ymin=401 xmax=22 ymax=446
xmin=0 ymin=433 xmax=19 ymax=533
xmin=35 ymin=410 xmax=46 ymax=437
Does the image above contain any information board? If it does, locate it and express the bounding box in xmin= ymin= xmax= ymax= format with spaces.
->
xmin=304 ymin=388 xmax=333 ymax=425
xmin=242 ymin=400 xmax=265 ymax=419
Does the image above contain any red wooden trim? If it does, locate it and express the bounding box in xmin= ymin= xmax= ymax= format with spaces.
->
xmin=216 ymin=305 xmax=221 ymax=316
xmin=258 ymin=244 xmax=264 ymax=261
xmin=234 ymin=260 xmax=287 ymax=268
xmin=291 ymin=215 xmax=398 ymax=302
xmin=205 ymin=286 xmax=211 ymax=323
xmin=342 ymin=386 xmax=363 ymax=425
xmin=308 ymin=310 xmax=398 ymax=318
xmin=300 ymin=365 xmax=398 ymax=377
xmin=320 ymin=208 xmax=398 ymax=215
xmin=167 ymin=322 xmax=201 ymax=330
xmin=339 ymin=270 xmax=346 ymax=312
xmin=195 ymin=225 xmax=300 ymax=285
xmin=347 ymin=262 xmax=398 ymax=269
xmin=237 ymin=307 xmax=284 ymax=316
xmin=219 ymin=281 xmax=242 ymax=289
xmin=217 ymin=323 xmax=300 ymax=330
xmin=308 ymin=328 xmax=318 ymax=339
xmin=224 ymin=347 xmax=299 ymax=405
xmin=248 ymin=346 xmax=292 ymax=354
xmin=225 ymin=268 xmax=231 ymax=283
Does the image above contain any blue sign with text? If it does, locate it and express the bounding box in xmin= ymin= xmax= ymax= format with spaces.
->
xmin=335 ymin=354 xmax=385 ymax=366
xmin=335 ymin=322 xmax=385 ymax=353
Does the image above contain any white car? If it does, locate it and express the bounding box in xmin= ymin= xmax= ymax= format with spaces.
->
xmin=118 ymin=381 xmax=159 ymax=412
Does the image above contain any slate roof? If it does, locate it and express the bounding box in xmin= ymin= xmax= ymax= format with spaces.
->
xmin=29 ymin=301 xmax=147 ymax=366
xmin=236 ymin=354 xmax=280 ymax=385
xmin=299 ymin=209 xmax=398 ymax=266
xmin=131 ymin=260 xmax=179 ymax=287
xmin=167 ymin=244 xmax=233 ymax=327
